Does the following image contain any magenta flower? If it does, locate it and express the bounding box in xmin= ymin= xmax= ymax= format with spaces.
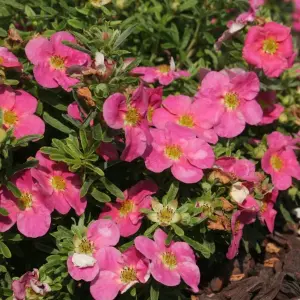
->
xmin=258 ymin=188 xmax=278 ymax=233
xmin=0 ymin=86 xmax=45 ymax=138
xmin=25 ymin=31 xmax=91 ymax=91
xmin=0 ymin=170 xmax=53 ymax=237
xmin=256 ymin=91 xmax=284 ymax=125
xmin=0 ymin=47 xmax=22 ymax=69
xmin=12 ymin=269 xmax=51 ymax=300
xmin=226 ymin=196 xmax=259 ymax=259
xmin=145 ymin=127 xmax=214 ymax=184
xmin=215 ymin=157 xmax=258 ymax=182
xmin=135 ymin=229 xmax=200 ymax=292
xmin=99 ymin=180 xmax=158 ymax=237
xmin=197 ymin=69 xmax=262 ymax=138
xmin=131 ymin=58 xmax=190 ymax=86
xmin=90 ymin=246 xmax=149 ymax=300
xmin=67 ymin=102 xmax=87 ymax=122
xmin=152 ymin=95 xmax=218 ymax=144
xmin=243 ymin=22 xmax=295 ymax=78
xmin=145 ymin=86 xmax=163 ymax=125
xmin=67 ymin=219 xmax=120 ymax=282
xmin=31 ymin=151 xmax=87 ymax=216
xmin=103 ymin=85 xmax=152 ymax=162
xmin=261 ymin=132 xmax=300 ymax=190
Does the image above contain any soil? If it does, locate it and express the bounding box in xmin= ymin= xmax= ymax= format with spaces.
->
xmin=194 ymin=230 xmax=300 ymax=300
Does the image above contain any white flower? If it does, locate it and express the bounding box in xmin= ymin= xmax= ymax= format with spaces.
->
xmin=230 ymin=182 xmax=249 ymax=204
xmin=72 ymin=253 xmax=96 ymax=268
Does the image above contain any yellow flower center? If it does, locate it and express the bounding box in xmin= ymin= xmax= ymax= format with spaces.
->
xmin=50 ymin=55 xmax=65 ymax=70
xmin=26 ymin=287 xmax=40 ymax=299
xmin=178 ymin=114 xmax=194 ymax=128
xmin=124 ymin=107 xmax=141 ymax=126
xmin=119 ymin=199 xmax=134 ymax=217
xmin=164 ymin=145 xmax=182 ymax=160
xmin=157 ymin=64 xmax=170 ymax=74
xmin=120 ymin=266 xmax=137 ymax=284
xmin=270 ymin=154 xmax=283 ymax=171
xmin=224 ymin=92 xmax=240 ymax=110
xmin=77 ymin=238 xmax=94 ymax=255
xmin=51 ymin=175 xmax=66 ymax=191
xmin=262 ymin=37 xmax=278 ymax=55
xmin=0 ymin=56 xmax=4 ymax=65
xmin=19 ymin=192 xmax=33 ymax=209
xmin=161 ymin=252 xmax=177 ymax=269
xmin=260 ymin=202 xmax=267 ymax=213
xmin=157 ymin=207 xmax=175 ymax=225
xmin=3 ymin=110 xmax=18 ymax=126
xmin=147 ymin=106 xmax=155 ymax=122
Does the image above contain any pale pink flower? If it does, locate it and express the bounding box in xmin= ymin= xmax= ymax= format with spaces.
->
xmin=243 ymin=22 xmax=295 ymax=78
xmin=0 ymin=47 xmax=22 ymax=69
xmin=197 ymin=69 xmax=262 ymax=138
xmin=0 ymin=170 xmax=53 ymax=237
xmin=0 ymin=86 xmax=45 ymax=138
xmin=226 ymin=196 xmax=259 ymax=259
xmin=31 ymin=151 xmax=87 ymax=216
xmin=135 ymin=229 xmax=200 ymax=292
xmin=103 ymin=84 xmax=152 ymax=162
xmin=145 ymin=127 xmax=215 ymax=184
xmin=25 ymin=31 xmax=91 ymax=91
xmin=131 ymin=58 xmax=190 ymax=86
xmin=99 ymin=180 xmax=158 ymax=237
xmin=261 ymin=132 xmax=300 ymax=190
xmin=215 ymin=157 xmax=258 ymax=182
xmin=12 ymin=269 xmax=51 ymax=300
xmin=67 ymin=219 xmax=120 ymax=282
xmin=90 ymin=246 xmax=149 ymax=300
xmin=152 ymin=95 xmax=218 ymax=144
xmin=256 ymin=91 xmax=284 ymax=125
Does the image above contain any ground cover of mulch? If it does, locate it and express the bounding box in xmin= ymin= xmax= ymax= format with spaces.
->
xmin=194 ymin=230 xmax=300 ymax=300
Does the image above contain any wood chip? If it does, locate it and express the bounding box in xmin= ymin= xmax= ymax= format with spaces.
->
xmin=264 ymin=257 xmax=280 ymax=268
xmin=266 ymin=242 xmax=281 ymax=254
xmin=230 ymin=274 xmax=246 ymax=282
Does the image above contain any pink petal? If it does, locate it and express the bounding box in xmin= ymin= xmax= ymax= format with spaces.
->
xmin=128 ymin=180 xmax=158 ymax=204
xmin=134 ymin=236 xmax=159 ymax=260
xmin=50 ymin=31 xmax=76 ymax=57
xmin=52 ymin=191 xmax=71 ymax=214
xmin=0 ymin=195 xmax=18 ymax=232
xmin=178 ymin=262 xmax=200 ymax=293
xmin=200 ymin=71 xmax=230 ymax=98
xmin=54 ymin=71 xmax=79 ymax=92
xmin=152 ymin=108 xmax=177 ymax=129
xmin=25 ymin=37 xmax=53 ymax=65
xmin=96 ymin=246 xmax=122 ymax=272
xmin=97 ymin=142 xmax=119 ymax=162
xmin=103 ymin=93 xmax=126 ymax=129
xmin=264 ymin=22 xmax=291 ymax=42
xmin=272 ymin=172 xmax=292 ymax=191
xmin=90 ymin=271 xmax=121 ymax=300
xmin=0 ymin=47 xmax=22 ymax=68
xmin=145 ymin=149 xmax=173 ymax=173
xmin=14 ymin=115 xmax=45 ymax=139
xmin=170 ymin=242 xmax=196 ymax=263
xmin=118 ymin=215 xmax=141 ymax=237
xmin=158 ymin=73 xmax=175 ymax=85
xmin=14 ymin=90 xmax=38 ymax=116
xmin=33 ymin=63 xmax=59 ymax=88
xmin=67 ymin=102 xmax=82 ymax=121
xmin=162 ymin=95 xmax=192 ymax=116
xmin=262 ymin=55 xmax=288 ymax=78
xmin=153 ymin=229 xmax=168 ymax=249
xmin=67 ymin=256 xmax=99 ymax=282
xmin=0 ymin=85 xmax=15 ymax=111
xmin=171 ymin=158 xmax=203 ymax=184
xmin=241 ymin=100 xmax=263 ymax=125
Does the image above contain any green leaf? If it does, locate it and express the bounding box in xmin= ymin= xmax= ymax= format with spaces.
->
xmin=43 ymin=112 xmax=73 ymax=134
xmin=41 ymin=6 xmax=58 ymax=15
xmin=0 ymin=207 xmax=9 ymax=216
xmin=79 ymin=130 xmax=89 ymax=152
xmin=0 ymin=241 xmax=11 ymax=258
xmin=6 ymin=182 xmax=21 ymax=198
xmin=9 ymin=159 xmax=39 ymax=176
xmin=279 ymin=203 xmax=295 ymax=224
xmin=113 ymin=25 xmax=136 ymax=49
xmin=144 ymin=223 xmax=159 ymax=237
xmin=13 ymin=134 xmax=43 ymax=146
xmin=163 ymin=181 xmax=179 ymax=205
xmin=25 ymin=5 xmax=36 ymax=17
xmin=67 ymin=19 xmax=85 ymax=29
xmin=150 ymin=284 xmax=159 ymax=300
xmin=171 ymin=224 xmax=184 ymax=237
xmin=92 ymin=123 xmax=103 ymax=141
xmin=80 ymin=178 xmax=94 ymax=197
xmin=85 ymin=163 xmax=104 ymax=176
xmin=91 ymin=188 xmax=111 ymax=202
xmin=100 ymin=177 xmax=124 ymax=199
xmin=181 ymin=236 xmax=211 ymax=258
xmin=0 ymin=28 xmax=7 ymax=37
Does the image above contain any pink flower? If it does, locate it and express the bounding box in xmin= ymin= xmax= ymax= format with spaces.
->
xmin=131 ymin=58 xmax=190 ymax=86
xmin=256 ymin=91 xmax=284 ymax=125
xmin=12 ymin=269 xmax=51 ymax=300
xmin=67 ymin=102 xmax=86 ymax=122
xmin=152 ymin=95 xmax=218 ymax=144
xmin=243 ymin=22 xmax=295 ymax=78
xmin=0 ymin=86 xmax=45 ymax=138
xmin=0 ymin=170 xmax=53 ymax=237
xmin=145 ymin=86 xmax=163 ymax=125
xmin=258 ymin=188 xmax=278 ymax=233
xmin=226 ymin=196 xmax=259 ymax=259
xmin=103 ymin=85 xmax=152 ymax=162
xmin=67 ymin=219 xmax=120 ymax=282
xmin=293 ymin=10 xmax=300 ymax=32
xmin=261 ymin=132 xmax=300 ymax=190
xmin=90 ymin=246 xmax=149 ymax=300
xmin=99 ymin=180 xmax=158 ymax=237
xmin=25 ymin=31 xmax=91 ymax=91
xmin=198 ymin=69 xmax=262 ymax=138
xmin=215 ymin=157 xmax=258 ymax=182
xmin=31 ymin=151 xmax=87 ymax=216
xmin=249 ymin=0 xmax=265 ymax=10
xmin=145 ymin=127 xmax=215 ymax=184
xmin=135 ymin=229 xmax=200 ymax=292
xmin=0 ymin=47 xmax=22 ymax=69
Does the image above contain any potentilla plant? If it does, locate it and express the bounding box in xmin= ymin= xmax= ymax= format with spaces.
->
xmin=0 ymin=0 xmax=299 ymax=299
